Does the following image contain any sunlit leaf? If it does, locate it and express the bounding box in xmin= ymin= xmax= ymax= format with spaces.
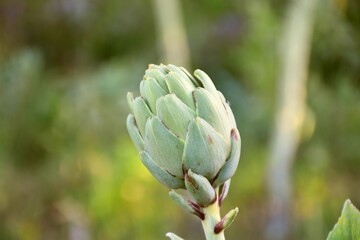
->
xmin=327 ymin=200 xmax=360 ymax=240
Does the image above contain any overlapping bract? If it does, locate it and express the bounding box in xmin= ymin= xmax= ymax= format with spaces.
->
xmin=126 ymin=64 xmax=241 ymax=190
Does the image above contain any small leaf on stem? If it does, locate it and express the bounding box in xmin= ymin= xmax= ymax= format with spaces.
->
xmin=214 ymin=207 xmax=239 ymax=234
xmin=169 ymin=190 xmax=204 ymax=220
xmin=327 ymin=199 xmax=360 ymax=240
xmin=166 ymin=232 xmax=185 ymax=240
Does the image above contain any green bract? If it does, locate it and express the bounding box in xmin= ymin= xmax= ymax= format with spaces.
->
xmin=127 ymin=64 xmax=241 ymax=189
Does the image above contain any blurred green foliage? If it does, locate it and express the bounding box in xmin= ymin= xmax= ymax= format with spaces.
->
xmin=0 ymin=0 xmax=359 ymax=239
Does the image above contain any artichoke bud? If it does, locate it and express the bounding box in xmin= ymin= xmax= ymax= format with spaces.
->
xmin=185 ymin=169 xmax=216 ymax=207
xmin=127 ymin=64 xmax=241 ymax=190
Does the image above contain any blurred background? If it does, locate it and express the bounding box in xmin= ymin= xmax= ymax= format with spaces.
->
xmin=0 ymin=0 xmax=359 ymax=239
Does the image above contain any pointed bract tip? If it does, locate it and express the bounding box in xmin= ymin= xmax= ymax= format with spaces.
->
xmin=127 ymin=92 xmax=134 ymax=111
xmin=231 ymin=128 xmax=239 ymax=141
xmin=193 ymin=69 xmax=203 ymax=75
xmin=185 ymin=169 xmax=216 ymax=207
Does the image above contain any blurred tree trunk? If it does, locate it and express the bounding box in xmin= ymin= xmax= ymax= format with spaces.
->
xmin=153 ymin=0 xmax=191 ymax=68
xmin=266 ymin=0 xmax=319 ymax=239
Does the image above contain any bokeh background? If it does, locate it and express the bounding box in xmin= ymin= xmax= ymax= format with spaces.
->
xmin=0 ymin=0 xmax=359 ymax=239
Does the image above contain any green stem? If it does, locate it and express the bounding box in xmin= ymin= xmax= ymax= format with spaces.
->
xmin=201 ymin=200 xmax=225 ymax=240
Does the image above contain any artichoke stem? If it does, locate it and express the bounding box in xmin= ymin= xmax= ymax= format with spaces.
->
xmin=201 ymin=190 xmax=226 ymax=240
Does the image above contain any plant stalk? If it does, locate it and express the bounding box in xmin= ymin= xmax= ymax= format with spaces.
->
xmin=201 ymin=200 xmax=225 ymax=240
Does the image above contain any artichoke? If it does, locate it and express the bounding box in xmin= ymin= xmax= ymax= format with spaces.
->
xmin=126 ymin=64 xmax=241 ymax=190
